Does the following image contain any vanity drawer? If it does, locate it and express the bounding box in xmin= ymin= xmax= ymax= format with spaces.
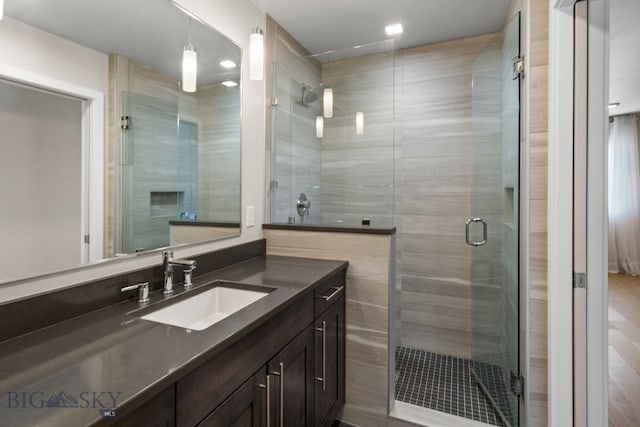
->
xmin=314 ymin=271 xmax=345 ymax=316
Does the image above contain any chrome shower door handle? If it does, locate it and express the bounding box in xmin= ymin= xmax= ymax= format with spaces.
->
xmin=465 ymin=217 xmax=487 ymax=247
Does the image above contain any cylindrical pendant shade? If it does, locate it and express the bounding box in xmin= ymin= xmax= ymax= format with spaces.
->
xmin=356 ymin=112 xmax=364 ymax=135
xmin=316 ymin=116 xmax=324 ymax=138
xmin=250 ymin=28 xmax=264 ymax=81
xmin=323 ymin=88 xmax=333 ymax=118
xmin=0 ymin=0 xmax=4 ymax=20
xmin=182 ymin=46 xmax=197 ymax=93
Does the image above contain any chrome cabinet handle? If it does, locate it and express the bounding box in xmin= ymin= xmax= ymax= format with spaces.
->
xmin=316 ymin=286 xmax=344 ymax=302
xmin=270 ymin=362 xmax=284 ymax=427
xmin=465 ymin=218 xmax=487 ymax=247
xmin=315 ymin=321 xmax=326 ymax=391
xmin=258 ymin=375 xmax=271 ymax=427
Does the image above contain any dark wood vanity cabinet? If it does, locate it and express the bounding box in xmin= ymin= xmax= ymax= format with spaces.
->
xmin=118 ymin=268 xmax=346 ymax=427
xmin=314 ymin=296 xmax=345 ymax=427
xmin=313 ymin=273 xmax=346 ymax=427
xmin=268 ymin=326 xmax=315 ymax=426
xmin=198 ymin=371 xmax=268 ymax=427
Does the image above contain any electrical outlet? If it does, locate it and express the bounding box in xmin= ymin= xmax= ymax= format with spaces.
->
xmin=246 ymin=205 xmax=255 ymax=227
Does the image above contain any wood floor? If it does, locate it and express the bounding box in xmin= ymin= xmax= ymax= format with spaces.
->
xmin=609 ymin=273 xmax=640 ymax=426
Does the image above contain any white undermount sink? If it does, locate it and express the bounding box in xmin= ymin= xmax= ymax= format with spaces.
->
xmin=140 ymin=285 xmax=270 ymax=331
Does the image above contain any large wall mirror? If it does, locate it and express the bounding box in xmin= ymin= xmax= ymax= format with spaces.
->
xmin=0 ymin=0 xmax=242 ymax=284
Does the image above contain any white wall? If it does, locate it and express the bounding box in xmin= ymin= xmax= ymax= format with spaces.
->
xmin=0 ymin=0 xmax=266 ymax=302
xmin=0 ymin=17 xmax=108 ymax=94
xmin=0 ymin=82 xmax=83 ymax=280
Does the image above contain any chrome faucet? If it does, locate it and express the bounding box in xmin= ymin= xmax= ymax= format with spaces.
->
xmin=162 ymin=251 xmax=197 ymax=295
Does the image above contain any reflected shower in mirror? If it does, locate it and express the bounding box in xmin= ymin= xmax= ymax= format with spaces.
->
xmin=0 ymin=0 xmax=241 ymax=284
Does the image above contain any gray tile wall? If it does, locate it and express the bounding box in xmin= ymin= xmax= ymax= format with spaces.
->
xmin=320 ymin=52 xmax=395 ymax=228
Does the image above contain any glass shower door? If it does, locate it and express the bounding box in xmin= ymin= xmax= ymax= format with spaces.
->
xmin=120 ymin=91 xmax=180 ymax=254
xmin=469 ymin=12 xmax=521 ymax=426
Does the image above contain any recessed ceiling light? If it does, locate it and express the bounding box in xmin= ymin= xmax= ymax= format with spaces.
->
xmin=222 ymin=80 xmax=238 ymax=87
xmin=608 ymin=102 xmax=620 ymax=109
xmin=219 ymin=60 xmax=236 ymax=69
xmin=385 ymin=23 xmax=403 ymax=36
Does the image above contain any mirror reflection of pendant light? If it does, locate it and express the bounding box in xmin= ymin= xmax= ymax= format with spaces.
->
xmin=182 ymin=18 xmax=197 ymax=93
xmin=316 ymin=116 xmax=324 ymax=138
xmin=323 ymin=88 xmax=333 ymax=118
xmin=182 ymin=45 xmax=197 ymax=92
xmin=0 ymin=0 xmax=4 ymax=20
xmin=356 ymin=112 xmax=364 ymax=135
xmin=249 ymin=0 xmax=264 ymax=81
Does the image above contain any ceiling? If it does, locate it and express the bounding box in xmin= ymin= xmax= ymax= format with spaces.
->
xmin=4 ymin=0 xmax=241 ymax=85
xmin=610 ymin=0 xmax=640 ymax=116
xmin=258 ymin=0 xmax=511 ymax=54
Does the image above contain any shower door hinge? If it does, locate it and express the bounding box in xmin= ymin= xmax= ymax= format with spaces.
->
xmin=510 ymin=372 xmax=524 ymax=398
xmin=513 ymin=55 xmax=525 ymax=80
xmin=573 ymin=272 xmax=587 ymax=288
xmin=121 ymin=116 xmax=131 ymax=130
xmin=84 ymin=235 xmax=90 ymax=244
xmin=270 ymin=97 xmax=279 ymax=107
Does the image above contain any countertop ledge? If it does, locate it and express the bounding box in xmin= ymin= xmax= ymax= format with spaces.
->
xmin=263 ymin=222 xmax=397 ymax=235
xmin=0 ymin=255 xmax=347 ymax=427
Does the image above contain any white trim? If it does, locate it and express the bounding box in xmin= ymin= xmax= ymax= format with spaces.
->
xmin=548 ymin=1 xmax=575 ymax=426
xmin=389 ymin=401 xmax=496 ymax=427
xmin=0 ymin=64 xmax=105 ymax=263
xmin=586 ymin=0 xmax=609 ymax=425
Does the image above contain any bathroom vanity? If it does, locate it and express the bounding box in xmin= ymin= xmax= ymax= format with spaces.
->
xmin=0 ymin=240 xmax=347 ymax=427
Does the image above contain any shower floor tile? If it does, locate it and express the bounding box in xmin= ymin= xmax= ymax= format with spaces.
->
xmin=394 ymin=346 xmax=509 ymax=426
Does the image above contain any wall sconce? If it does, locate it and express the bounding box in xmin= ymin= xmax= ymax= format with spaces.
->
xmin=182 ymin=44 xmax=197 ymax=93
xmin=323 ymin=88 xmax=333 ymax=118
xmin=356 ymin=112 xmax=364 ymax=135
xmin=316 ymin=116 xmax=324 ymax=138
xmin=250 ymin=27 xmax=264 ymax=81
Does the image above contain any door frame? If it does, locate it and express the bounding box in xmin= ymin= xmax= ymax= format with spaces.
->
xmin=0 ymin=64 xmax=105 ymax=263
xmin=548 ymin=1 xmax=576 ymax=426
xmin=548 ymin=0 xmax=609 ymax=425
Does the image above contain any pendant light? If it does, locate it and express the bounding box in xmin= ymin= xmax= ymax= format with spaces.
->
xmin=250 ymin=0 xmax=264 ymax=81
xmin=0 ymin=0 xmax=4 ymax=20
xmin=182 ymin=18 xmax=197 ymax=93
xmin=250 ymin=28 xmax=264 ymax=80
xmin=316 ymin=116 xmax=324 ymax=138
xmin=356 ymin=112 xmax=364 ymax=135
xmin=323 ymin=88 xmax=333 ymax=118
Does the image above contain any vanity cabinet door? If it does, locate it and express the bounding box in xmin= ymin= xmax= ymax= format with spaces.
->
xmin=197 ymin=370 xmax=268 ymax=427
xmin=314 ymin=297 xmax=345 ymax=427
xmin=268 ymin=325 xmax=314 ymax=427
xmin=112 ymin=385 xmax=175 ymax=427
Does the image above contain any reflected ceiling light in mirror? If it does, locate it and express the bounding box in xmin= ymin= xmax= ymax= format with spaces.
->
xmin=222 ymin=80 xmax=238 ymax=87
xmin=316 ymin=116 xmax=324 ymax=138
xmin=323 ymin=88 xmax=333 ymax=118
xmin=0 ymin=0 xmax=3 ymax=20
xmin=385 ymin=23 xmax=403 ymax=36
xmin=608 ymin=102 xmax=620 ymax=109
xmin=356 ymin=112 xmax=364 ymax=135
xmin=219 ymin=60 xmax=236 ymax=69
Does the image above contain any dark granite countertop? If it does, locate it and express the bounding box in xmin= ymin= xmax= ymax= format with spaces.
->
xmin=168 ymin=220 xmax=240 ymax=227
xmin=0 ymin=255 xmax=347 ymax=427
xmin=263 ymin=222 xmax=396 ymax=235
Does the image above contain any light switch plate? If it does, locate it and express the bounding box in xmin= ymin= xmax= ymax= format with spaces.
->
xmin=246 ymin=205 xmax=255 ymax=227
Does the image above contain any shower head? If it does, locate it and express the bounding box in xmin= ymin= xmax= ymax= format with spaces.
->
xmin=303 ymin=82 xmax=326 ymax=104
xmin=295 ymin=84 xmax=312 ymax=108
